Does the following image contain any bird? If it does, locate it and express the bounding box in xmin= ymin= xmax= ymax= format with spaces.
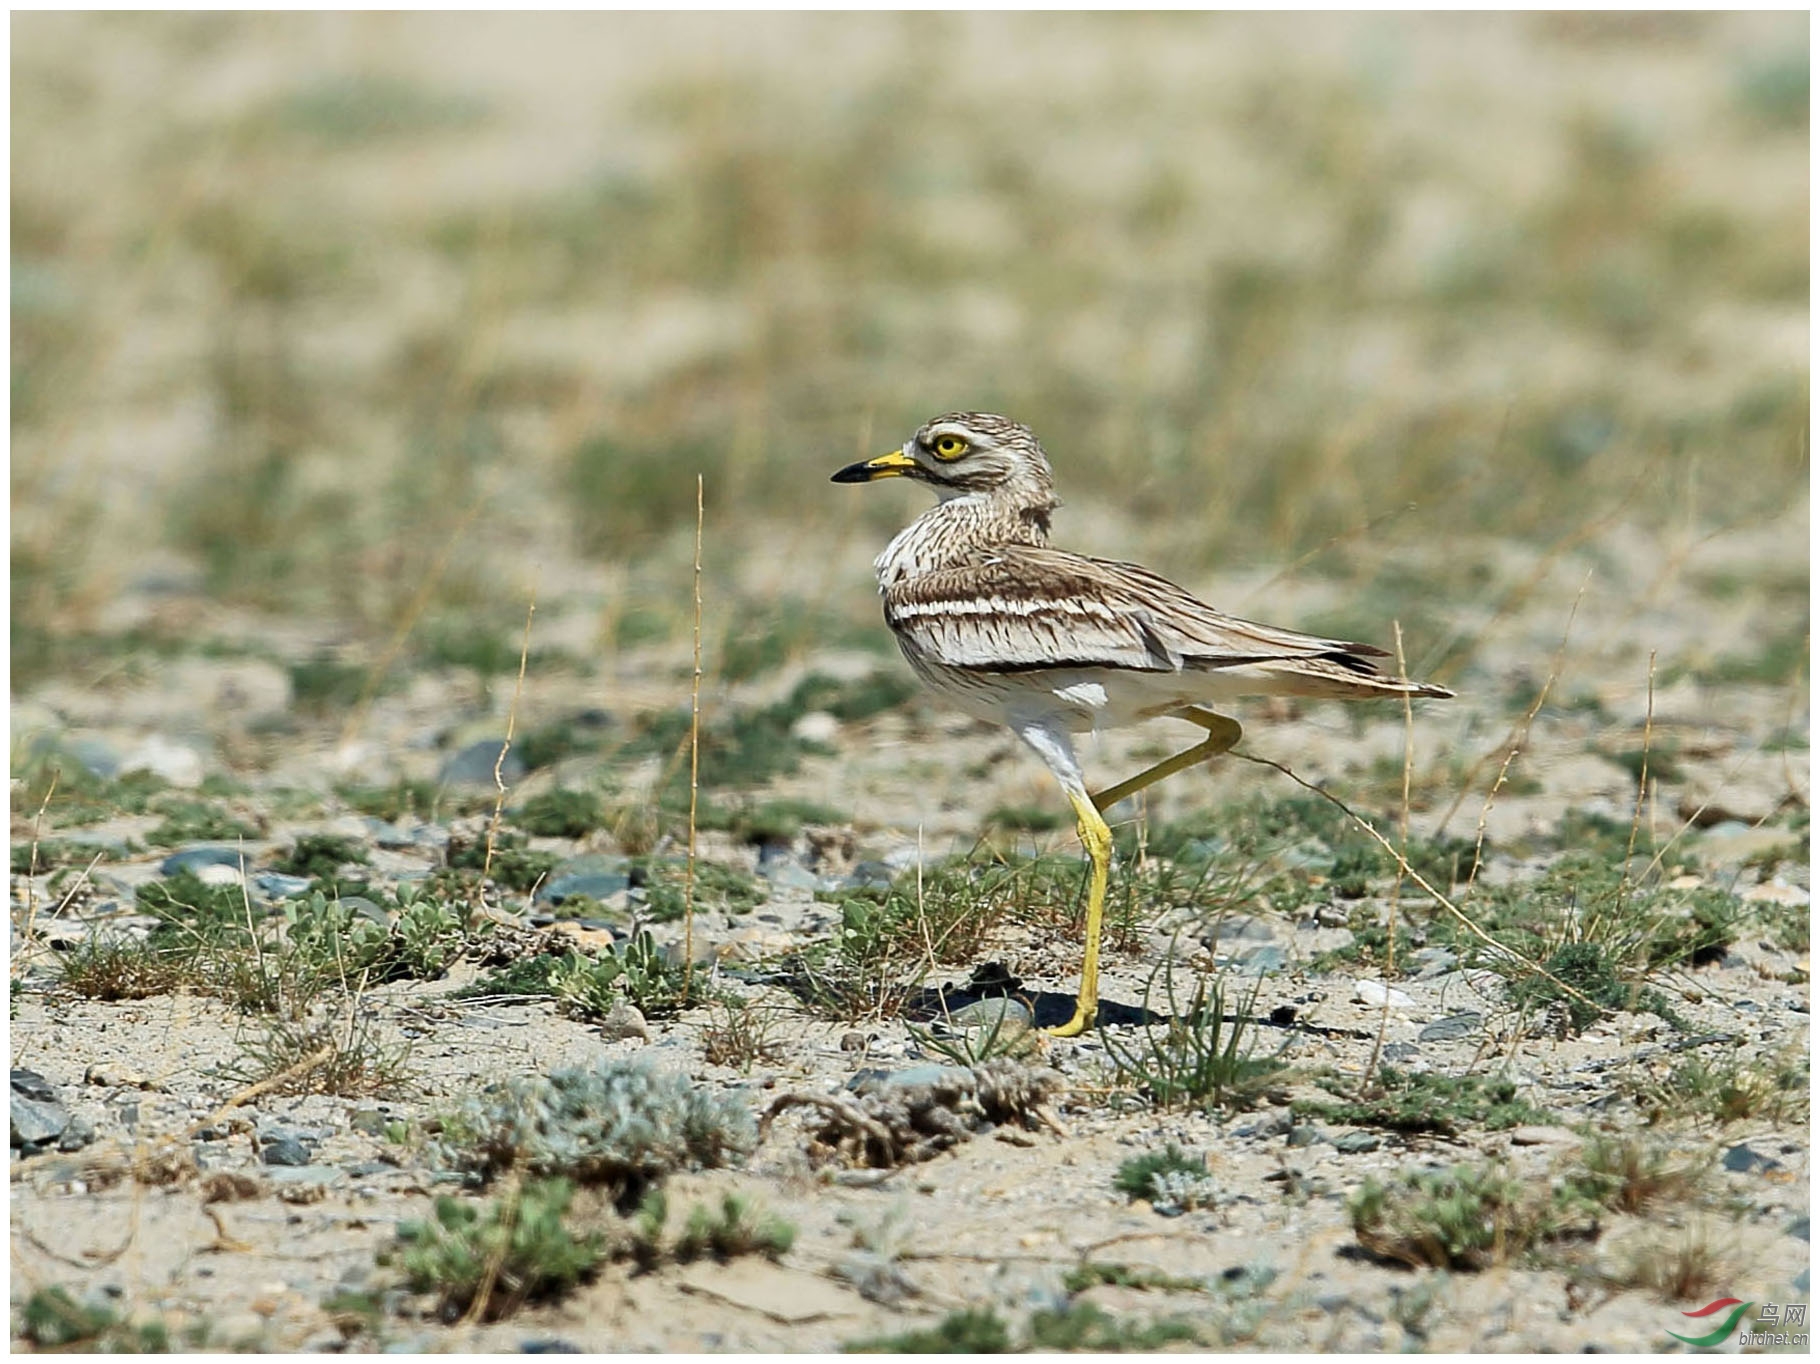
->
xmin=833 ymin=411 xmax=1454 ymax=1038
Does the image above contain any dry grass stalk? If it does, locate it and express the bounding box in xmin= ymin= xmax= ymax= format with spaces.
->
xmin=685 ymin=472 xmax=705 ymax=996
xmin=1619 ymin=651 xmax=1657 ymax=909
xmin=478 ymin=592 xmax=537 ymax=916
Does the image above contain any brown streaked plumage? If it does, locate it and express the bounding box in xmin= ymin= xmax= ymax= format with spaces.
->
xmin=833 ymin=412 xmax=1453 ymax=1037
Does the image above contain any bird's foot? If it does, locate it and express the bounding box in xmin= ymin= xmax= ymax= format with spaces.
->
xmin=1045 ymin=1002 xmax=1097 ymax=1038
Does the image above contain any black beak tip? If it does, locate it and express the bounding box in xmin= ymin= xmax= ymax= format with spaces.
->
xmin=830 ymin=462 xmax=871 ymax=484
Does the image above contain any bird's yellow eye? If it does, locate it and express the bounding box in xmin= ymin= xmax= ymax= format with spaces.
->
xmin=931 ymin=434 xmax=968 ymax=460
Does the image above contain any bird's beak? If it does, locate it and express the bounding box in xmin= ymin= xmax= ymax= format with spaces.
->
xmin=831 ymin=449 xmax=919 ymax=484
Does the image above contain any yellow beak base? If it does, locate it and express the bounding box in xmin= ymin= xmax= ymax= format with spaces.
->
xmin=832 ymin=450 xmax=919 ymax=483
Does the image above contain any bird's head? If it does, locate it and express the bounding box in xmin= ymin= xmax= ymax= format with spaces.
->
xmin=832 ymin=412 xmax=1055 ymax=501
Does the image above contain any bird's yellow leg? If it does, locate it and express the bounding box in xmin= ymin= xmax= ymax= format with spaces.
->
xmin=1091 ymin=708 xmax=1242 ymax=812
xmin=1047 ymin=786 xmax=1111 ymax=1038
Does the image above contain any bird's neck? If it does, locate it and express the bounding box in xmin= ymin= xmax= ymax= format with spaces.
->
xmin=875 ymin=484 xmax=1057 ymax=588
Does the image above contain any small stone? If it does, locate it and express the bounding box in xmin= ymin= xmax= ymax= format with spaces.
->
xmin=1722 ymin=1144 xmax=1779 ymax=1174
xmin=1419 ymin=1013 xmax=1482 ymax=1043
xmin=83 ymin=1064 xmax=153 ymax=1089
xmin=11 ymin=1070 xmax=57 ymax=1103
xmin=11 ymin=1093 xmax=71 ymax=1150
xmin=1208 ymin=916 xmax=1279 ymax=943
xmin=759 ymin=858 xmax=820 ymax=893
xmin=521 ymin=1341 xmax=584 ymax=1355
xmin=349 ymin=1107 xmax=389 ymax=1137
xmin=839 ymin=1032 xmax=868 ymax=1052
xmin=1788 ymin=1215 xmax=1809 ymax=1242
xmin=262 ymin=1136 xmax=313 ymax=1167
xmin=1744 ymin=880 xmax=1809 ymax=906
xmin=1509 ymin=1125 xmax=1578 ymax=1147
xmin=268 ymin=1165 xmax=343 ymax=1188
xmin=1234 ymin=945 xmax=1287 ymax=973
xmin=64 ymin=735 xmax=123 ymax=779
xmin=1410 ymin=947 xmax=1459 ymax=976
xmin=1235 ymin=1108 xmax=1294 ymax=1139
xmin=882 ymin=846 xmax=937 ymax=872
xmin=160 ymin=846 xmax=249 ymax=877
xmin=439 ymin=739 xmax=525 ymax=790
xmin=1352 ymin=980 xmax=1416 ymax=1009
xmin=790 ymin=711 xmax=840 ymax=745
xmin=1286 ymin=1124 xmax=1327 ymax=1148
xmin=942 ymin=998 xmax=1033 ymax=1034
xmin=839 ymin=862 xmax=894 ymax=892
xmin=599 ymin=1001 xmax=650 ymax=1043
xmin=1331 ymin=1129 xmax=1380 ymax=1154
xmin=536 ymin=854 xmax=631 ymax=907
xmin=56 ymin=1114 xmax=96 ymax=1153
xmin=253 ymin=872 xmax=314 ymax=900
xmin=120 ymin=734 xmax=205 ymax=788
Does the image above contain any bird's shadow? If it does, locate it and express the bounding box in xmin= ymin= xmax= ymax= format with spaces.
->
xmin=905 ymin=980 xmax=1154 ymax=1031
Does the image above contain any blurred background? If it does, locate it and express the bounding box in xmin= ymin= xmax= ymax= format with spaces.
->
xmin=11 ymin=12 xmax=1809 ymax=807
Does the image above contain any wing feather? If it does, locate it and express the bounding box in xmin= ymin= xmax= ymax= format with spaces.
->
xmin=883 ymin=546 xmax=1389 ymax=676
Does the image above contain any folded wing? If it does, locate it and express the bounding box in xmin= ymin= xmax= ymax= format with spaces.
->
xmin=883 ymin=545 xmax=1450 ymax=697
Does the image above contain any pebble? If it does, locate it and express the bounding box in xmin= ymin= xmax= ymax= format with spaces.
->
xmin=1721 ymin=1143 xmax=1780 ymax=1174
xmin=790 ymin=711 xmax=840 ymax=745
xmin=1743 ymin=880 xmax=1809 ymax=906
xmin=839 ymin=862 xmax=894 ymax=892
xmin=1207 ymin=916 xmax=1280 ymax=943
xmin=266 ymin=1165 xmax=342 ymax=1187
xmin=1235 ymin=1109 xmax=1294 ymax=1139
xmin=1352 ymin=980 xmax=1416 ymax=1009
xmin=759 ymin=857 xmax=820 ymax=893
xmin=1234 ymin=945 xmax=1288 ymax=973
xmin=1286 ymin=1124 xmax=1327 ymax=1148
xmin=1331 ymin=1130 xmax=1381 ymax=1154
xmin=262 ymin=1136 xmax=314 ymax=1167
xmin=11 ymin=1093 xmax=71 ymax=1151
xmin=1509 ymin=1125 xmax=1579 ymax=1147
xmin=11 ymin=1069 xmax=57 ymax=1103
xmin=942 ymin=997 xmax=1033 ymax=1035
xmin=253 ymin=872 xmax=314 ymax=900
xmin=160 ymin=846 xmax=249 ymax=877
xmin=350 ymin=1107 xmax=391 ymax=1137
xmin=64 ymin=734 xmax=125 ymax=779
xmin=599 ymin=1001 xmax=650 ymax=1043
xmin=1410 ymin=947 xmax=1459 ymax=976
xmin=882 ymin=846 xmax=939 ymax=872
xmin=439 ymin=739 xmax=525 ymax=789
xmin=536 ymin=854 xmax=631 ymax=906
xmin=1419 ymin=1013 xmax=1482 ymax=1043
xmin=120 ymin=734 xmax=206 ymax=788
xmin=83 ymin=1064 xmax=153 ymax=1089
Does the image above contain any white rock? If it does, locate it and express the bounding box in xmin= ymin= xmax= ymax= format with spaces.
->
xmin=119 ymin=734 xmax=205 ymax=788
xmin=196 ymin=864 xmax=245 ymax=887
xmin=1352 ymin=980 xmax=1416 ymax=1009
xmin=599 ymin=1001 xmax=650 ymax=1043
xmin=1744 ymin=880 xmax=1809 ymax=906
xmin=790 ymin=710 xmax=840 ymax=744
